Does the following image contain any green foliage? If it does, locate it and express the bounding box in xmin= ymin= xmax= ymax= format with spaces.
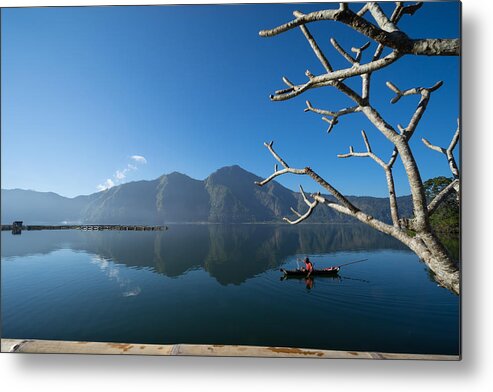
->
xmin=423 ymin=176 xmax=460 ymax=236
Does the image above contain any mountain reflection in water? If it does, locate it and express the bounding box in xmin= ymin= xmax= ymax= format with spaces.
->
xmin=1 ymin=224 xmax=459 ymax=355
xmin=2 ymin=224 xmax=406 ymax=285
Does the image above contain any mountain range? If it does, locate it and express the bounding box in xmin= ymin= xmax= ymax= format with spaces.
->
xmin=1 ymin=165 xmax=413 ymax=225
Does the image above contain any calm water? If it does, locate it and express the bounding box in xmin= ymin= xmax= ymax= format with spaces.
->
xmin=1 ymin=224 xmax=459 ymax=355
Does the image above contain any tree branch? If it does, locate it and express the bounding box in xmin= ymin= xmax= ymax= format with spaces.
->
xmin=386 ymin=80 xmax=443 ymax=105
xmin=385 ymin=80 xmax=444 ymax=169
xmin=253 ymin=142 xmax=306 ymax=186
xmin=269 ymin=51 xmax=401 ymax=102
xmin=338 ymin=130 xmax=387 ymax=168
xmin=293 ymin=12 xmax=368 ymax=122
xmin=312 ymin=193 xmax=408 ymax=240
xmin=422 ymin=119 xmax=460 ymax=179
xmin=427 ymin=179 xmax=460 ymax=216
xmin=305 ymin=101 xmax=361 ymax=133
xmin=260 ymin=3 xmax=454 ymax=233
xmin=259 ymin=5 xmax=459 ymax=56
xmin=357 ymin=3 xmax=370 ymax=17
xmin=363 ymin=2 xmax=408 ymax=102
xmin=367 ymin=2 xmax=400 ymax=33
xmin=293 ymin=12 xmax=333 ymax=73
xmin=330 ymin=37 xmax=356 ymax=64
xmin=352 ymin=41 xmax=371 ymax=64
xmin=283 ymin=186 xmax=319 ymax=224
xmin=337 ymin=130 xmax=400 ymax=227
xmin=255 ymin=141 xmax=359 ymax=214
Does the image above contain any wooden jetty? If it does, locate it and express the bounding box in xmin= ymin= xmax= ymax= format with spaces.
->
xmin=1 ymin=338 xmax=459 ymax=360
xmin=1 ymin=224 xmax=167 ymax=232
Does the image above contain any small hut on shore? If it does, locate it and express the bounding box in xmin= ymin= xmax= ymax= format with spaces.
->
xmin=12 ymin=221 xmax=23 ymax=234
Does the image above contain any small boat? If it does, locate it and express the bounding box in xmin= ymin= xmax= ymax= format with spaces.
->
xmin=280 ymin=266 xmax=340 ymax=277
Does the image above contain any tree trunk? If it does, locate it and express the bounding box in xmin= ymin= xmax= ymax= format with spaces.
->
xmin=319 ymin=198 xmax=460 ymax=294
xmin=257 ymin=2 xmax=461 ymax=295
xmin=406 ymin=233 xmax=460 ymax=294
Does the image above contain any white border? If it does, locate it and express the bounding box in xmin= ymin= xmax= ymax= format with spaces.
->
xmin=1 ymin=1 xmax=492 ymax=391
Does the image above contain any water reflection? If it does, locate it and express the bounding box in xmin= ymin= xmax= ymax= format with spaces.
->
xmin=1 ymin=224 xmax=459 ymax=355
xmin=281 ymin=274 xmax=342 ymax=290
xmin=90 ymin=255 xmax=142 ymax=297
xmin=280 ymin=273 xmax=371 ymax=292
xmin=2 ymin=224 xmax=407 ymax=285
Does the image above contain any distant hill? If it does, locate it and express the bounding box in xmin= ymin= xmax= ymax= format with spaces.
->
xmin=1 ymin=165 xmax=413 ymax=225
xmin=1 ymin=189 xmax=93 ymax=224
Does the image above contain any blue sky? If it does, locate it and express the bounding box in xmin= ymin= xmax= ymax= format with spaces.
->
xmin=1 ymin=2 xmax=460 ymax=198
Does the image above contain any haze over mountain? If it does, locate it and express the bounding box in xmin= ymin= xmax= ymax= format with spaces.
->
xmin=1 ymin=165 xmax=412 ymax=225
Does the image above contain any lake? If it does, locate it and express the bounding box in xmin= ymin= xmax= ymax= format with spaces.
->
xmin=1 ymin=224 xmax=460 ymax=355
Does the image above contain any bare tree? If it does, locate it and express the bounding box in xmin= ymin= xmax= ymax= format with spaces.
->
xmin=255 ymin=2 xmax=461 ymax=294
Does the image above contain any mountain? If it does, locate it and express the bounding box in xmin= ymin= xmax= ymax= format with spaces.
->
xmin=205 ymin=165 xmax=298 ymax=223
xmin=1 ymin=165 xmax=412 ymax=225
xmin=1 ymin=189 xmax=92 ymax=224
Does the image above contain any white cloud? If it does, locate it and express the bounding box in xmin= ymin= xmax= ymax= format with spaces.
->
xmin=130 ymin=155 xmax=147 ymax=164
xmin=115 ymin=163 xmax=139 ymax=181
xmin=115 ymin=170 xmax=126 ymax=180
xmin=96 ymin=178 xmax=115 ymax=191
xmin=96 ymin=155 xmax=147 ymax=191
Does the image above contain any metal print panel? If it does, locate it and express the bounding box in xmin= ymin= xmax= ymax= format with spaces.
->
xmin=1 ymin=1 xmax=461 ymax=359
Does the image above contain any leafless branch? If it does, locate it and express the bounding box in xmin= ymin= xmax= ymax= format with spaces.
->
xmin=305 ymin=100 xmax=361 ymax=133
xmin=338 ymin=130 xmax=386 ymax=169
xmin=422 ymin=119 xmax=460 ymax=179
xmin=293 ymin=11 xmax=333 ymax=73
xmin=355 ymin=76 xmax=451 ymax=234
xmin=367 ymin=2 xmax=400 ymax=33
xmin=351 ymin=41 xmax=371 ymax=63
xmin=364 ymin=1 xmax=412 ymax=98
xmin=357 ymin=3 xmax=370 ymax=17
xmin=273 ymin=10 xmax=377 ymax=105
xmin=386 ymin=80 xmax=443 ymax=105
xmin=427 ymin=179 xmax=460 ymax=216
xmin=321 ymin=117 xmax=339 ymax=134
xmin=330 ymin=38 xmax=372 ymax=65
xmin=269 ymin=50 xmax=401 ymax=102
xmin=290 ymin=207 xmax=302 ymax=218
xmin=337 ymin=130 xmax=400 ymax=226
xmin=312 ymin=193 xmax=405 ymax=239
xmin=255 ymin=141 xmax=359 ymax=213
xmin=401 ymin=2 xmax=424 ymax=17
xmin=254 ymin=142 xmax=306 ymax=186
xmin=293 ymin=12 xmax=368 ymax=114
xmin=384 ymin=80 xmax=444 ymax=170
xmin=259 ymin=5 xmax=459 ymax=56
xmin=282 ymin=76 xmax=294 ymax=88
xmin=283 ymin=186 xmax=319 ymax=224
xmin=330 ymin=37 xmax=356 ymax=64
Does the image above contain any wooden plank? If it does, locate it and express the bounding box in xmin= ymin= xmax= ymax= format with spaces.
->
xmin=0 ymin=339 xmax=459 ymax=360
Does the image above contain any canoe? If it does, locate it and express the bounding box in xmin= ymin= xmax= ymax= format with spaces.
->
xmin=280 ymin=267 xmax=340 ymax=277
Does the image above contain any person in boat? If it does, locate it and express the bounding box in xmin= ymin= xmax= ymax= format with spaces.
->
xmin=302 ymin=257 xmax=314 ymax=277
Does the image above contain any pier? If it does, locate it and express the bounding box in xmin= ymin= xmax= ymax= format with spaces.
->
xmin=1 ymin=224 xmax=167 ymax=232
xmin=1 ymin=339 xmax=459 ymax=360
